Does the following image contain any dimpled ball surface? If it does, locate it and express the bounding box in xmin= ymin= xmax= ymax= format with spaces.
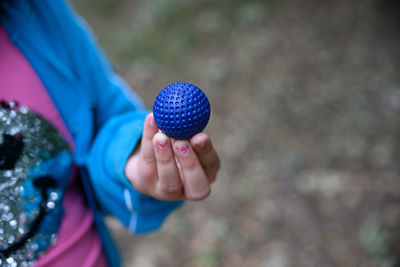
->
xmin=153 ymin=82 xmax=210 ymax=140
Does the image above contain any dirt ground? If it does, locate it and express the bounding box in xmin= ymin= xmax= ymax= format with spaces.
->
xmin=71 ymin=0 xmax=400 ymax=266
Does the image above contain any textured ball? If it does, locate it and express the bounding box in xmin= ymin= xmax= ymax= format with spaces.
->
xmin=153 ymin=82 xmax=210 ymax=140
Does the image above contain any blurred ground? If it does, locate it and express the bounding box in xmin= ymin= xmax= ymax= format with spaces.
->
xmin=71 ymin=0 xmax=400 ymax=266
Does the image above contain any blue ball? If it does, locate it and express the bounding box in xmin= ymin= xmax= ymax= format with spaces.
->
xmin=153 ymin=82 xmax=210 ymax=140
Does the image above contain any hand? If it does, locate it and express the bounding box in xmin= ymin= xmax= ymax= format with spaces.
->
xmin=125 ymin=113 xmax=220 ymax=201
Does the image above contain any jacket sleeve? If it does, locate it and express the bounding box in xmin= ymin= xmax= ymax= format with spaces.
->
xmin=62 ymin=0 xmax=183 ymax=234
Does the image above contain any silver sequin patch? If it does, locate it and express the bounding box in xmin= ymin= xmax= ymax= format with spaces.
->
xmin=0 ymin=102 xmax=72 ymax=266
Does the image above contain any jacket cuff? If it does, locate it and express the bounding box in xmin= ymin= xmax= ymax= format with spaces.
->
xmin=86 ymin=111 xmax=183 ymax=233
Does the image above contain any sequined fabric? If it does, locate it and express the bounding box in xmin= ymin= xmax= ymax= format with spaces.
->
xmin=0 ymin=102 xmax=71 ymax=266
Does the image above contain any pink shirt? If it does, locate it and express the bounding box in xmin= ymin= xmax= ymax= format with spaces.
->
xmin=0 ymin=26 xmax=108 ymax=267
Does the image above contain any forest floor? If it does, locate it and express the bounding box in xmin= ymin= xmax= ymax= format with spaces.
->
xmin=71 ymin=0 xmax=400 ymax=266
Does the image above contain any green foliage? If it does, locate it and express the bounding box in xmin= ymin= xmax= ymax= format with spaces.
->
xmin=358 ymin=217 xmax=394 ymax=267
xmin=195 ymin=247 xmax=221 ymax=267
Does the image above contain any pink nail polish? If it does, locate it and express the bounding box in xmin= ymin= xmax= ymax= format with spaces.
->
xmin=158 ymin=141 xmax=168 ymax=149
xmin=178 ymin=144 xmax=189 ymax=155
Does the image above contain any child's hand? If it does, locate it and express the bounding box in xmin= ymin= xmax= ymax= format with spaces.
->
xmin=125 ymin=113 xmax=220 ymax=201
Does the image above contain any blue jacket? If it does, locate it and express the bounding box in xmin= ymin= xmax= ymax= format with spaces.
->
xmin=0 ymin=0 xmax=183 ymax=266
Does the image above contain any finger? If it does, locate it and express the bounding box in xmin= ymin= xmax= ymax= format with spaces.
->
xmin=173 ymin=140 xmax=210 ymax=201
xmin=153 ymin=132 xmax=183 ymax=199
xmin=137 ymin=113 xmax=158 ymax=183
xmin=191 ymin=133 xmax=220 ymax=184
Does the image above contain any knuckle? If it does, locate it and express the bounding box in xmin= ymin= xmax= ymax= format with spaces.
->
xmin=184 ymin=161 xmax=197 ymax=171
xmin=144 ymin=156 xmax=156 ymax=164
xmin=157 ymin=156 xmax=173 ymax=166
xmin=159 ymin=183 xmax=182 ymax=196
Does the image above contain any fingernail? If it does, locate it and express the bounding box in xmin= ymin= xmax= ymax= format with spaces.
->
xmin=156 ymin=133 xmax=169 ymax=149
xmin=197 ymin=142 xmax=206 ymax=149
xmin=158 ymin=141 xmax=168 ymax=149
xmin=177 ymin=143 xmax=190 ymax=155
